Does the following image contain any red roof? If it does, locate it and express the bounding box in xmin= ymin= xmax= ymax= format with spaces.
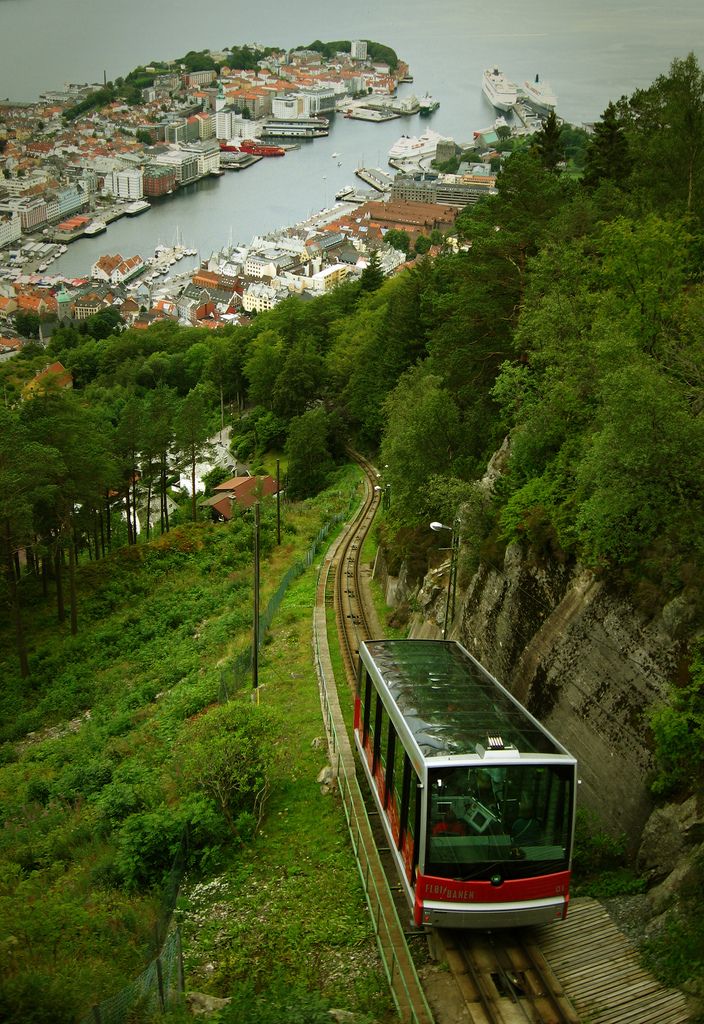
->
xmin=212 ymin=475 xmax=278 ymax=511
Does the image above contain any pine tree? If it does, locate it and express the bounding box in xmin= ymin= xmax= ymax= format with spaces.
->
xmin=582 ymin=102 xmax=632 ymax=188
xmin=360 ymin=249 xmax=384 ymax=292
xmin=532 ymin=111 xmax=564 ymax=173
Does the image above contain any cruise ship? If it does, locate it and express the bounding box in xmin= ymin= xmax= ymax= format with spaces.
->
xmin=482 ymin=67 xmax=519 ymax=112
xmin=521 ymin=74 xmax=557 ymax=114
xmin=388 ymin=129 xmax=449 ymax=165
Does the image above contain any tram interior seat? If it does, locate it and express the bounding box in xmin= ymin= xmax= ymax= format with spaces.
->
xmin=436 ymin=797 xmax=499 ymax=835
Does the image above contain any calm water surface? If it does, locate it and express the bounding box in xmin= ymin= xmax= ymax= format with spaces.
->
xmin=1 ymin=0 xmax=702 ymax=275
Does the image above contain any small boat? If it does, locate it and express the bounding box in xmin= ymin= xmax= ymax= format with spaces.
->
xmin=84 ymin=220 xmax=107 ymax=237
xmin=331 ymin=152 xmax=339 ymax=158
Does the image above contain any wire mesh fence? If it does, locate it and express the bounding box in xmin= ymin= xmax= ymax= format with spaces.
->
xmin=80 ymin=929 xmax=184 ymax=1024
xmin=219 ymin=486 xmax=360 ymax=700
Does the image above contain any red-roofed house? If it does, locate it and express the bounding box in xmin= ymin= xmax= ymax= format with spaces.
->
xmin=201 ymin=475 xmax=279 ymax=521
xmin=22 ymin=360 xmax=73 ymax=398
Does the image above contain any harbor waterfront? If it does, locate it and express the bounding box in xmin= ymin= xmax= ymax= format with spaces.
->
xmin=2 ymin=0 xmax=703 ymax=278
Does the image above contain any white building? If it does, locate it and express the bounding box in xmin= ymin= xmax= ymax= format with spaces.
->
xmin=215 ymin=109 xmax=259 ymax=141
xmin=271 ymin=95 xmax=306 ymax=119
xmin=153 ymin=149 xmax=200 ymax=184
xmin=106 ymin=168 xmax=144 ymax=199
xmin=351 ymin=40 xmax=368 ymax=61
xmin=180 ymin=140 xmax=220 ymax=176
xmin=0 ymin=214 xmax=21 ymax=249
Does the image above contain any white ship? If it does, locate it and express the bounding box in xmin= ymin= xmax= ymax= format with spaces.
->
xmin=83 ymin=220 xmax=107 ymax=237
xmin=388 ymin=128 xmax=449 ymax=164
xmin=482 ymin=67 xmax=518 ymax=112
xmin=521 ymin=74 xmax=557 ymax=114
xmin=124 ymin=199 xmax=151 ymax=216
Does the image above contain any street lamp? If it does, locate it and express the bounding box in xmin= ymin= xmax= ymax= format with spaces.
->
xmin=430 ymin=519 xmax=459 ymax=638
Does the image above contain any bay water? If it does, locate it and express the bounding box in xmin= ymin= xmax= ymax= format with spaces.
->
xmin=1 ymin=0 xmax=702 ymax=276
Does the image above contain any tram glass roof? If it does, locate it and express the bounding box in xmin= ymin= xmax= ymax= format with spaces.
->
xmin=362 ymin=639 xmax=563 ymax=758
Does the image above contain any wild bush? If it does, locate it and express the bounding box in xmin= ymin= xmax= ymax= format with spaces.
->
xmin=115 ymin=805 xmax=184 ymax=890
xmin=177 ymin=700 xmax=280 ymax=838
xmin=649 ymin=643 xmax=704 ymax=796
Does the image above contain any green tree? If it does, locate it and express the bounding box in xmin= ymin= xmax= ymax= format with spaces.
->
xmin=144 ymin=385 xmax=177 ymax=534
xmin=20 ymin=392 xmax=115 ymax=634
xmin=244 ymin=329 xmax=283 ymax=409
xmin=14 ymin=311 xmax=40 ymax=339
xmin=414 ymin=235 xmax=431 ymax=255
xmin=620 ymin=52 xmax=704 ymax=219
xmin=384 ymin=229 xmax=411 ymax=254
xmin=575 ymin=361 xmax=704 ymax=566
xmin=271 ymin=341 xmax=324 ymax=420
xmin=174 ymin=384 xmax=214 ymax=521
xmin=360 ymin=250 xmax=384 ymax=292
xmin=0 ymin=409 xmax=58 ymax=676
xmin=582 ymin=102 xmax=632 ymax=188
xmin=532 ymin=110 xmax=564 ymax=172
xmin=115 ymin=394 xmax=142 ymax=544
xmin=285 ymin=408 xmax=333 ymax=500
xmin=380 ymin=367 xmax=467 ymax=524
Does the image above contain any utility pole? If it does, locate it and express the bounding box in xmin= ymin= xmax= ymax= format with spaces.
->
xmin=253 ymin=501 xmax=260 ymax=689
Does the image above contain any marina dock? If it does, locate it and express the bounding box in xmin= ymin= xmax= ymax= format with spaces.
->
xmin=354 ymin=167 xmax=394 ymax=192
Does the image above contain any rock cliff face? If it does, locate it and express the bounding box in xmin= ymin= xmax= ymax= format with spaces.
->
xmin=377 ymin=544 xmax=683 ymax=841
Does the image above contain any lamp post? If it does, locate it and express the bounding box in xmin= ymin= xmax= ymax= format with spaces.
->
xmin=252 ymin=500 xmax=260 ymax=690
xmin=430 ymin=519 xmax=459 ymax=638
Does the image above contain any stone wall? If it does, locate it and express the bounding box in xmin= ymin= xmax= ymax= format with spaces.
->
xmin=374 ymin=542 xmax=687 ymax=845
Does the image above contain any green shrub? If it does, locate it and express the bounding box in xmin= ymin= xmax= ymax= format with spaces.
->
xmin=92 ymin=781 xmax=145 ymax=825
xmin=219 ymin=977 xmax=331 ymax=1024
xmin=642 ymin=905 xmax=704 ymax=988
xmin=177 ymin=700 xmax=280 ymax=837
xmin=52 ymin=755 xmax=115 ymax=803
xmin=649 ymin=644 xmax=704 ymax=796
xmin=572 ymin=807 xmax=628 ymax=881
xmin=115 ymin=806 xmax=184 ymax=890
xmin=0 ymin=972 xmax=79 ymax=1024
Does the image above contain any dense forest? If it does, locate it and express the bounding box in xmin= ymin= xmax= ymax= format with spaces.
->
xmin=2 ymin=54 xmax=704 ymax=1019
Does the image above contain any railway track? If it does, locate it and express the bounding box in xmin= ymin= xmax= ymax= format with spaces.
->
xmin=328 ymin=456 xmax=581 ymax=1024
xmin=325 ymin=455 xmax=692 ymax=1024
xmin=333 ymin=451 xmax=380 ymax=676
xmin=329 ymin=457 xmax=582 ymax=1024
xmin=439 ymin=928 xmax=580 ymax=1024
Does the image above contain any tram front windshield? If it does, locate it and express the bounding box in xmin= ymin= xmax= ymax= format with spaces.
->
xmin=425 ymin=764 xmax=573 ymax=881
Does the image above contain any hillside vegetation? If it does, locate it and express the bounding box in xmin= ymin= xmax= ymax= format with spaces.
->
xmin=2 ymin=53 xmax=704 ymax=1017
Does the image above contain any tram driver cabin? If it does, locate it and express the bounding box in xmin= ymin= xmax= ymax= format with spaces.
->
xmin=354 ymin=639 xmax=577 ymax=929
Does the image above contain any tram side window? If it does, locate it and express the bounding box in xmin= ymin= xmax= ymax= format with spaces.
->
xmin=372 ymin=693 xmax=384 ymax=772
xmin=393 ymin=730 xmax=407 ymax=839
xmin=362 ymin=669 xmax=373 ymax=746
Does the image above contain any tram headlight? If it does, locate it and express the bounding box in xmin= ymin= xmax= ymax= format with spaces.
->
xmin=490 ymin=873 xmax=503 ymax=887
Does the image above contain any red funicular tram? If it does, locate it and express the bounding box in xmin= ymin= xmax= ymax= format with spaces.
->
xmin=354 ymin=639 xmax=577 ymax=929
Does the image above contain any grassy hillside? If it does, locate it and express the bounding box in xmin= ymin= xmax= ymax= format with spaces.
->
xmin=0 ymin=466 xmax=392 ymax=1023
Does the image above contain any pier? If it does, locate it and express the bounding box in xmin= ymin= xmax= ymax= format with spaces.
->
xmin=354 ymin=167 xmax=394 ymax=192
